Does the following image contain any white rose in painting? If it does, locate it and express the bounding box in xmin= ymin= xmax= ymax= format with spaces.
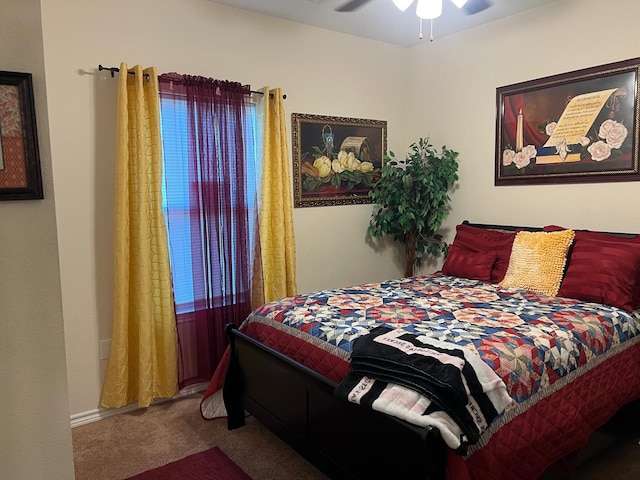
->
xmin=579 ymin=136 xmax=591 ymax=147
xmin=513 ymin=151 xmax=531 ymax=169
xmin=598 ymin=119 xmax=617 ymax=138
xmin=545 ymin=122 xmax=557 ymax=136
xmin=332 ymin=158 xmax=345 ymax=174
xmin=503 ymin=149 xmax=516 ymax=166
xmin=359 ymin=161 xmax=374 ymax=173
xmin=598 ymin=119 xmax=628 ymax=149
xmin=346 ymin=152 xmax=361 ymax=171
xmin=313 ymin=156 xmax=332 ymax=177
xmin=522 ymin=144 xmax=537 ymax=160
xmin=587 ymin=141 xmax=612 ymax=161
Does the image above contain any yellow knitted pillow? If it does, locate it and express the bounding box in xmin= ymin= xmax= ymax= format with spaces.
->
xmin=500 ymin=229 xmax=575 ymax=296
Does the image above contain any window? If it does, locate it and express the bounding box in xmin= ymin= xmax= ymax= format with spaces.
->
xmin=160 ymin=96 xmax=260 ymax=314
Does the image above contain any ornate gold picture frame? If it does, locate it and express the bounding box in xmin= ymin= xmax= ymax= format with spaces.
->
xmin=292 ymin=113 xmax=387 ymax=207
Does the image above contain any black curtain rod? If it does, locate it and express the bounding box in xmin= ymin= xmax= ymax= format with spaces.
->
xmin=97 ymin=65 xmax=286 ymax=99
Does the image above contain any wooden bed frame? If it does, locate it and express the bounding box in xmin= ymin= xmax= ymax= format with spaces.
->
xmin=221 ymin=222 xmax=640 ymax=480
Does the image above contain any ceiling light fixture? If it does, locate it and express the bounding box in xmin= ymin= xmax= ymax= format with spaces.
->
xmin=395 ymin=0 xmax=467 ymax=42
xmin=416 ymin=0 xmax=442 ymax=19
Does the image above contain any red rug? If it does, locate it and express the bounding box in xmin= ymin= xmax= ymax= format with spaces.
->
xmin=126 ymin=446 xmax=252 ymax=480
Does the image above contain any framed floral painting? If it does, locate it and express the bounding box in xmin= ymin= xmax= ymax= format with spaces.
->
xmin=495 ymin=57 xmax=640 ymax=185
xmin=0 ymin=70 xmax=43 ymax=200
xmin=292 ymin=113 xmax=387 ymax=207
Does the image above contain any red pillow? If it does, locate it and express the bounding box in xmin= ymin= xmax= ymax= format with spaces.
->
xmin=450 ymin=224 xmax=516 ymax=283
xmin=542 ymin=225 xmax=566 ymax=232
xmin=441 ymin=244 xmax=496 ymax=282
xmin=557 ymin=230 xmax=640 ymax=312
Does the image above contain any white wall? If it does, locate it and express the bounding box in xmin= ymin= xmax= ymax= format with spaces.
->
xmin=37 ymin=0 xmax=640 ymax=421
xmin=39 ymin=0 xmax=411 ymax=416
xmin=407 ymin=0 xmax=640 ymax=236
xmin=0 ymin=0 xmax=74 ymax=479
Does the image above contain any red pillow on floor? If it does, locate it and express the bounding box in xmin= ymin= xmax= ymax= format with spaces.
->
xmin=441 ymin=244 xmax=496 ymax=282
xmin=450 ymin=224 xmax=516 ymax=283
xmin=554 ymin=229 xmax=640 ymax=312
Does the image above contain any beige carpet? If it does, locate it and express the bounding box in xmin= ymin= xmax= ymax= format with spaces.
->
xmin=72 ymin=393 xmax=640 ymax=479
xmin=72 ymin=393 xmax=328 ymax=480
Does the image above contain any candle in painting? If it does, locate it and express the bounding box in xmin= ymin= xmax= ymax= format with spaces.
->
xmin=516 ymin=108 xmax=524 ymax=151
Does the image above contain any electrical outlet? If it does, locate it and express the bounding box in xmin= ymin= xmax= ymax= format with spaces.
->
xmin=100 ymin=339 xmax=112 ymax=360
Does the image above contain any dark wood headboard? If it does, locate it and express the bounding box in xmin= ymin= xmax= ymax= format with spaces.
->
xmin=462 ymin=220 xmax=541 ymax=232
xmin=462 ymin=220 xmax=636 ymax=237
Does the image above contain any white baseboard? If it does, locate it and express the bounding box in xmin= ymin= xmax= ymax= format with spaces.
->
xmin=69 ymin=383 xmax=207 ymax=428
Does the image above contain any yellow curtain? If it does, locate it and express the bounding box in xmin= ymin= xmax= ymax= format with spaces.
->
xmin=256 ymin=87 xmax=297 ymax=302
xmin=101 ymin=63 xmax=178 ymax=409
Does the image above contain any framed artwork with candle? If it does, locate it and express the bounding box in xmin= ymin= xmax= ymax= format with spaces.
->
xmin=495 ymin=57 xmax=640 ymax=186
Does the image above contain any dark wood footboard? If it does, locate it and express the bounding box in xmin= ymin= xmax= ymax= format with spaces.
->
xmin=223 ymin=323 xmax=447 ymax=480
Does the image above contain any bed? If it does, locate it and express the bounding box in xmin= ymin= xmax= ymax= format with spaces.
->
xmin=200 ymin=222 xmax=640 ymax=479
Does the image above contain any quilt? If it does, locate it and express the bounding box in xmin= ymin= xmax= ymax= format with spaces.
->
xmin=201 ymin=273 xmax=640 ymax=479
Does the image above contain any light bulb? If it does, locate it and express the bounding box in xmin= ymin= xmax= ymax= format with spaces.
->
xmin=416 ymin=0 xmax=442 ymax=19
xmin=392 ymin=0 xmax=414 ymax=11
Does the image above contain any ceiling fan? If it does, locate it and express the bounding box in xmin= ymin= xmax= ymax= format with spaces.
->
xmin=336 ymin=0 xmax=494 ymax=16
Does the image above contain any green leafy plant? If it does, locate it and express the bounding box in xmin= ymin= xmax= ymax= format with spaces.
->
xmin=368 ymin=137 xmax=459 ymax=277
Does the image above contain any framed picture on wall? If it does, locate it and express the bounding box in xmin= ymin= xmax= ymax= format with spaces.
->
xmin=292 ymin=113 xmax=387 ymax=207
xmin=0 ymin=70 xmax=43 ymax=200
xmin=495 ymin=57 xmax=640 ymax=186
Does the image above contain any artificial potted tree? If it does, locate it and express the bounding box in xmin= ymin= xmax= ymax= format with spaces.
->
xmin=368 ymin=137 xmax=459 ymax=277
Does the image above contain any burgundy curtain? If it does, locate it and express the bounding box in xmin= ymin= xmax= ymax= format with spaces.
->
xmin=159 ymin=74 xmax=253 ymax=387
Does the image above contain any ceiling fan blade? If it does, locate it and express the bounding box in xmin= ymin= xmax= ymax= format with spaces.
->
xmin=462 ymin=0 xmax=493 ymax=15
xmin=335 ymin=0 xmax=374 ymax=12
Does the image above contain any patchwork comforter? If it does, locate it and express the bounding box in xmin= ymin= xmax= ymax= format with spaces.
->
xmin=201 ymin=273 xmax=640 ymax=479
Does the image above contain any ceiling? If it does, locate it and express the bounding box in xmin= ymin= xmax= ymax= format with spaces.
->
xmin=208 ymin=0 xmax=561 ymax=47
